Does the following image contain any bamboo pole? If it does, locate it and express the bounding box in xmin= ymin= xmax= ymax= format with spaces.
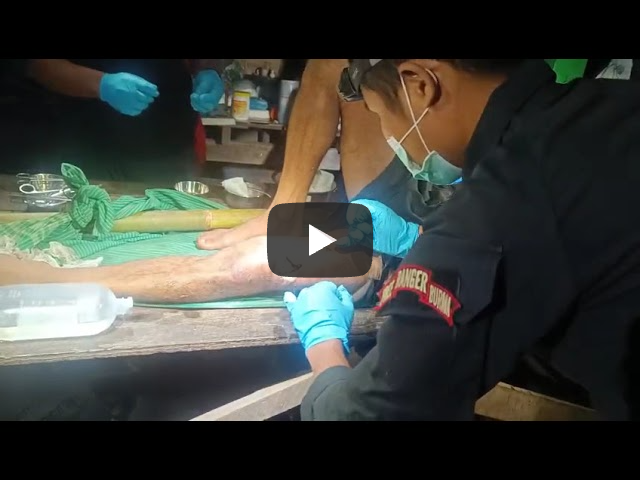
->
xmin=0 ymin=212 xmax=52 ymax=223
xmin=110 ymin=209 xmax=265 ymax=233
xmin=0 ymin=209 xmax=265 ymax=233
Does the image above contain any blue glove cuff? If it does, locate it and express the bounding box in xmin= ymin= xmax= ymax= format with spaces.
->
xmin=98 ymin=73 xmax=112 ymax=102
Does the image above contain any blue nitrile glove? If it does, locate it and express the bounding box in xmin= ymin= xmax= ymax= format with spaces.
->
xmin=283 ymin=281 xmax=355 ymax=354
xmin=190 ymin=69 xmax=224 ymax=114
xmin=336 ymin=199 xmax=421 ymax=258
xmin=99 ymin=73 xmax=159 ymax=116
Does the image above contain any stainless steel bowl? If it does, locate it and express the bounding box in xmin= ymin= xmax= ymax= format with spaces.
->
xmin=14 ymin=173 xmax=72 ymax=212
xmin=16 ymin=173 xmax=67 ymax=194
xmin=174 ymin=181 xmax=210 ymax=196
xmin=223 ymin=182 xmax=271 ymax=209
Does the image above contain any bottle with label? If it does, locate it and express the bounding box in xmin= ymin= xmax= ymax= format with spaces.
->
xmin=232 ymin=89 xmax=252 ymax=122
xmin=0 ymin=283 xmax=133 ymax=342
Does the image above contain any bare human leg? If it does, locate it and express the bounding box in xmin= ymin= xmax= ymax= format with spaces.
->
xmin=196 ymin=59 xmax=395 ymax=251
xmin=0 ymin=236 xmax=382 ymax=304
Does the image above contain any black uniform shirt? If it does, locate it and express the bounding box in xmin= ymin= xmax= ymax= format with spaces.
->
xmin=301 ymin=59 xmax=640 ymax=421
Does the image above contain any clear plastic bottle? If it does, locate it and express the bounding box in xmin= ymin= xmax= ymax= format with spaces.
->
xmin=0 ymin=283 xmax=133 ymax=342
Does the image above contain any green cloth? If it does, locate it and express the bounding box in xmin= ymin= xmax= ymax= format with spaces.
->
xmin=0 ymin=164 xmax=283 ymax=309
xmin=0 ymin=163 xmax=227 ymax=254
xmin=545 ymin=59 xmax=588 ymax=84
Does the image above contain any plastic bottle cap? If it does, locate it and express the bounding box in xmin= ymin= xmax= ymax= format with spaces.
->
xmin=115 ymin=296 xmax=134 ymax=316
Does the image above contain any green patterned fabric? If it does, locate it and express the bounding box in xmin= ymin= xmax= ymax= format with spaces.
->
xmin=0 ymin=164 xmax=283 ymax=309
xmin=0 ymin=163 xmax=227 ymax=253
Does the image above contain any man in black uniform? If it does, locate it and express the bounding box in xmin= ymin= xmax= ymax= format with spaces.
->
xmin=0 ymin=59 xmax=226 ymax=182
xmin=283 ymin=58 xmax=640 ymax=420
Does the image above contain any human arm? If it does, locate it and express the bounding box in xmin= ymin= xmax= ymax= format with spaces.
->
xmin=282 ymin=278 xmax=483 ymax=420
xmin=196 ymin=59 xmax=347 ymax=249
xmin=25 ymin=59 xmax=158 ymax=116
xmin=297 ymin=228 xmax=505 ymax=421
xmin=272 ymin=59 xmax=345 ymax=204
xmin=0 ymin=236 xmax=380 ymax=304
xmin=25 ymin=59 xmax=104 ymax=98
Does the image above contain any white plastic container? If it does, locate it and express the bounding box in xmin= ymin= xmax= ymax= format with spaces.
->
xmin=0 ymin=283 xmax=133 ymax=342
xmin=232 ymin=89 xmax=251 ymax=121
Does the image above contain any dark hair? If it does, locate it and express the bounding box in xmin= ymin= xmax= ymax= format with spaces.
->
xmin=361 ymin=59 xmax=527 ymax=109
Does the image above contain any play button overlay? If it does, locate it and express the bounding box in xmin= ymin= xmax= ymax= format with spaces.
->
xmin=267 ymin=202 xmax=372 ymax=278
xmin=308 ymin=224 xmax=336 ymax=256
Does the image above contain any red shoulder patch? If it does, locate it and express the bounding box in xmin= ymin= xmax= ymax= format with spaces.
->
xmin=374 ymin=264 xmax=461 ymax=326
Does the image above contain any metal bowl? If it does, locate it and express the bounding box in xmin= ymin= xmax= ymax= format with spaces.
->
xmin=16 ymin=173 xmax=67 ymax=194
xmin=174 ymin=181 xmax=210 ymax=196
xmin=223 ymin=182 xmax=271 ymax=209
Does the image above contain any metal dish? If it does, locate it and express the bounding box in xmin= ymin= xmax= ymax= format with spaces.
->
xmin=223 ymin=182 xmax=271 ymax=209
xmin=16 ymin=173 xmax=67 ymax=193
xmin=174 ymin=181 xmax=210 ymax=196
xmin=13 ymin=173 xmax=74 ymax=212
xmin=9 ymin=192 xmax=72 ymax=212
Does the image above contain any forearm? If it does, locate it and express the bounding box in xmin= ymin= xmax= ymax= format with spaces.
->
xmin=26 ymin=59 xmax=103 ymax=98
xmin=306 ymin=340 xmax=350 ymax=374
xmin=272 ymin=59 xmax=346 ymax=205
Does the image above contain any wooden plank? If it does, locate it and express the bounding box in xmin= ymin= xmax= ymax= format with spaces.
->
xmin=191 ymin=373 xmax=314 ymax=421
xmin=201 ymin=117 xmax=284 ymax=131
xmin=0 ymin=308 xmax=384 ymax=367
xmin=475 ymin=382 xmax=596 ymax=421
xmin=206 ymin=140 xmax=274 ymax=165
xmin=201 ymin=117 xmax=236 ymax=127
xmin=192 ymin=376 xmax=596 ymax=422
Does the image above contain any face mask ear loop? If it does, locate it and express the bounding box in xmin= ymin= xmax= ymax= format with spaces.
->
xmin=398 ymin=69 xmax=439 ymax=154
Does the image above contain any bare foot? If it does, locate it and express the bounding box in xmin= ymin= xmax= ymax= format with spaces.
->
xmin=196 ymin=211 xmax=269 ymax=250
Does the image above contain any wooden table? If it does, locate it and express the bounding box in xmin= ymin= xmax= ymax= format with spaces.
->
xmin=202 ymin=117 xmax=285 ymax=166
xmin=0 ymin=308 xmax=384 ymax=367
xmin=0 ymin=174 xmax=382 ymax=367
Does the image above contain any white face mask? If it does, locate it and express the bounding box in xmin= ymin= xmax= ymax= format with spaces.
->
xmin=386 ymin=72 xmax=462 ymax=186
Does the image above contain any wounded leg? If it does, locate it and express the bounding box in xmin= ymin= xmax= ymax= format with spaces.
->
xmin=0 ymin=236 xmax=382 ymax=305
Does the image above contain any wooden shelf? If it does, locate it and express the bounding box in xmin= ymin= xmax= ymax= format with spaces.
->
xmin=202 ymin=117 xmax=284 ymax=131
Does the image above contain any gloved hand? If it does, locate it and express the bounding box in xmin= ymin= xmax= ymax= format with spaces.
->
xmin=191 ymin=69 xmax=224 ymax=114
xmin=337 ymin=199 xmax=421 ymax=258
xmin=284 ymin=281 xmax=355 ymax=354
xmin=99 ymin=73 xmax=159 ymax=116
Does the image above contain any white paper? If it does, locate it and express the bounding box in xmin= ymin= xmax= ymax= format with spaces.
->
xmin=309 ymin=170 xmax=335 ymax=194
xmin=222 ymin=177 xmax=251 ymax=198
